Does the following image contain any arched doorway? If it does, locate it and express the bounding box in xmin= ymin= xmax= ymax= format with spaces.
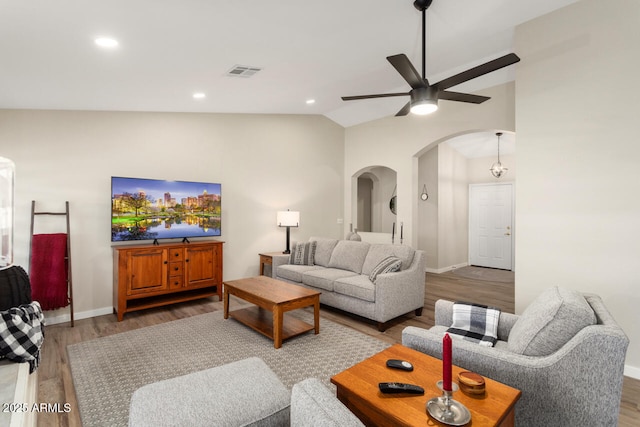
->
xmin=351 ymin=166 xmax=397 ymax=239
xmin=416 ymin=130 xmax=515 ymax=272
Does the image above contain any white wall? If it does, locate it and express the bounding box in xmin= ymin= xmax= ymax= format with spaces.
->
xmin=437 ymin=143 xmax=468 ymax=270
xmin=515 ymin=0 xmax=640 ymax=375
xmin=0 ymin=110 xmax=345 ymax=322
xmin=418 ymin=147 xmax=438 ymax=269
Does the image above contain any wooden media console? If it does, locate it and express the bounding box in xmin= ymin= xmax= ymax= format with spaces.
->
xmin=113 ymin=241 xmax=223 ymax=321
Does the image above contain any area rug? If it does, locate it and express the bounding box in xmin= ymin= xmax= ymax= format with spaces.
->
xmin=452 ymin=266 xmax=514 ymax=283
xmin=67 ymin=309 xmax=390 ymax=427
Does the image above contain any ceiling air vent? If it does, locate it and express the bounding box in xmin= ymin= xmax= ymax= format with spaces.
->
xmin=226 ymin=65 xmax=262 ymax=78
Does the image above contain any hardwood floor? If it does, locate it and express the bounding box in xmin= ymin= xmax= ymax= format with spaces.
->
xmin=37 ymin=270 xmax=639 ymax=426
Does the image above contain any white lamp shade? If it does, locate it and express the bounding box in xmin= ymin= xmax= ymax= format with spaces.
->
xmin=277 ymin=211 xmax=300 ymax=227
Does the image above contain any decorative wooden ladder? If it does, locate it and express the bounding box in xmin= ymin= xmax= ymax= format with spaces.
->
xmin=29 ymin=201 xmax=74 ymax=326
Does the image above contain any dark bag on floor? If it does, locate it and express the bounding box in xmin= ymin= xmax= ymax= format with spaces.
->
xmin=0 ymin=265 xmax=32 ymax=311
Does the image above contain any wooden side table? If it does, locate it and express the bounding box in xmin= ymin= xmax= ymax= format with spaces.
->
xmin=259 ymin=252 xmax=285 ymax=276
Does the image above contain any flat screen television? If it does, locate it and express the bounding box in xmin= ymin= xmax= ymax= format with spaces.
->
xmin=111 ymin=176 xmax=221 ymax=242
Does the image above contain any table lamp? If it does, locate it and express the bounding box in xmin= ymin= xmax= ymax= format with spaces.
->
xmin=277 ymin=210 xmax=299 ymax=254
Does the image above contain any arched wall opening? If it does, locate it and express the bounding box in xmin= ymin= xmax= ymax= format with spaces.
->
xmin=350 ymin=165 xmax=397 ymax=242
xmin=414 ymin=130 xmax=516 ymax=272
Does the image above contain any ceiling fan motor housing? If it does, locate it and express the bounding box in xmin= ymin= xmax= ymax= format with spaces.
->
xmin=410 ymin=86 xmax=438 ymax=114
xmin=411 ymin=86 xmax=438 ymax=102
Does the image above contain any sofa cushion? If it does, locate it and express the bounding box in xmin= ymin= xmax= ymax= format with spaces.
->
xmin=302 ymin=268 xmax=358 ymax=292
xmin=368 ymin=256 xmax=402 ymax=282
xmin=129 ymin=357 xmax=290 ymax=427
xmin=334 ymin=275 xmax=376 ymax=303
xmin=328 ymin=240 xmax=370 ymax=274
xmin=361 ymin=244 xmax=415 ymax=276
xmin=277 ymin=264 xmax=322 ymax=283
xmin=310 ymin=237 xmax=339 ymax=267
xmin=290 ymin=241 xmax=316 ymax=266
xmin=507 ymin=286 xmax=597 ymax=356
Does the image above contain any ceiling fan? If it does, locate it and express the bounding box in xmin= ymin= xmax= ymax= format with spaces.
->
xmin=341 ymin=0 xmax=520 ymax=116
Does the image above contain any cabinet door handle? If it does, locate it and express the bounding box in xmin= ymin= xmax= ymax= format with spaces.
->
xmin=164 ymin=261 xmax=168 ymax=264
xmin=185 ymin=259 xmax=189 ymax=262
xmin=174 ymin=267 xmax=179 ymax=271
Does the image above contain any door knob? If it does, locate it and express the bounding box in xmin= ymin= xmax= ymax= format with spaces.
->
xmin=505 ymin=232 xmax=511 ymax=236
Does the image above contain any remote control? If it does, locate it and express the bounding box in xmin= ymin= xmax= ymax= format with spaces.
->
xmin=378 ymin=382 xmax=424 ymax=395
xmin=386 ymin=359 xmax=414 ymax=371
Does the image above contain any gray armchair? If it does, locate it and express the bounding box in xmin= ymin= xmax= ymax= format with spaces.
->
xmin=402 ymin=288 xmax=629 ymax=427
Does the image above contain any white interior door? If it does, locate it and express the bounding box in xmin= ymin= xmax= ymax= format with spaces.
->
xmin=469 ymin=183 xmax=514 ymax=270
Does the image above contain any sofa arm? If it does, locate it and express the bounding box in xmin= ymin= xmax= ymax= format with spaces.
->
xmin=291 ymin=378 xmax=364 ymax=427
xmin=270 ymin=254 xmax=291 ymax=278
xmin=374 ymin=250 xmax=426 ymax=322
xmin=434 ymin=299 xmax=519 ymax=341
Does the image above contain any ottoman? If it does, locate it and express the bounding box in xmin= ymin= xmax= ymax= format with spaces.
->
xmin=129 ymin=357 xmax=290 ymax=427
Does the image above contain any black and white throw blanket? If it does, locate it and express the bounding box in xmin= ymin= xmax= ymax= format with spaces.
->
xmin=446 ymin=302 xmax=500 ymax=347
xmin=0 ymin=301 xmax=45 ymax=372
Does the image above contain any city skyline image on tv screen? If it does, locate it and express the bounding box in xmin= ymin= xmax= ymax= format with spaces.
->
xmin=111 ymin=176 xmax=221 ymax=242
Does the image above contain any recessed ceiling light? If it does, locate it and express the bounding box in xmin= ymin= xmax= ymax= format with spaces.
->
xmin=306 ymin=99 xmax=316 ymax=105
xmin=193 ymin=93 xmax=206 ymax=99
xmin=94 ymin=37 xmax=119 ymax=48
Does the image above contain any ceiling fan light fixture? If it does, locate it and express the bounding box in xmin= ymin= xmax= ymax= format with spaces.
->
xmin=410 ymin=87 xmax=438 ymax=115
xmin=340 ymin=0 xmax=520 ymax=119
xmin=410 ymin=99 xmax=438 ymax=115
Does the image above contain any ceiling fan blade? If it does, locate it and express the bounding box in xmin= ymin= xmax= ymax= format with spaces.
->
xmin=342 ymin=92 xmax=409 ymax=101
xmin=434 ymin=53 xmax=520 ymax=91
xmin=439 ymin=91 xmax=490 ymax=104
xmin=395 ymin=102 xmax=411 ymax=116
xmin=387 ymin=54 xmax=427 ymax=89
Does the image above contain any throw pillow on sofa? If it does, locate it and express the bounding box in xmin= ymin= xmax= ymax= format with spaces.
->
xmin=369 ymin=256 xmax=402 ymax=282
xmin=290 ymin=241 xmax=317 ymax=266
xmin=507 ymin=286 xmax=596 ymax=356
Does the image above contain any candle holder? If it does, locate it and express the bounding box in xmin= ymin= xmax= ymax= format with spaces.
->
xmin=426 ymin=381 xmax=471 ymax=426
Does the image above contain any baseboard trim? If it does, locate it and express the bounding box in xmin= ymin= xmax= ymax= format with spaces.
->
xmin=44 ymin=306 xmax=113 ymax=326
xmin=624 ymin=364 xmax=640 ymax=380
xmin=425 ymin=262 xmax=468 ymax=274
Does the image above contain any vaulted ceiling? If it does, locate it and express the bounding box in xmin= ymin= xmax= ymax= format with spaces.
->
xmin=0 ymin=0 xmax=577 ymax=128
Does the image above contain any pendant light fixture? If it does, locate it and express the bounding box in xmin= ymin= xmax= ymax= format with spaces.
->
xmin=490 ymin=132 xmax=508 ymax=178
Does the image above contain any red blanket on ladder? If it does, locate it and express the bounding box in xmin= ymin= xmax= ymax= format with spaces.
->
xmin=30 ymin=233 xmax=69 ymax=310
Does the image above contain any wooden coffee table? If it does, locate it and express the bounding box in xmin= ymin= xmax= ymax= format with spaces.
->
xmin=331 ymin=344 xmax=521 ymax=427
xmin=223 ymin=276 xmax=321 ymax=349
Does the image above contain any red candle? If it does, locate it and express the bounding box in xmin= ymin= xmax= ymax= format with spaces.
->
xmin=443 ymin=333 xmax=452 ymax=391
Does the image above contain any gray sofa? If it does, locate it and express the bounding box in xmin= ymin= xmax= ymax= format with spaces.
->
xmin=272 ymin=237 xmax=426 ymax=331
xmin=402 ymin=287 xmax=629 ymax=427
